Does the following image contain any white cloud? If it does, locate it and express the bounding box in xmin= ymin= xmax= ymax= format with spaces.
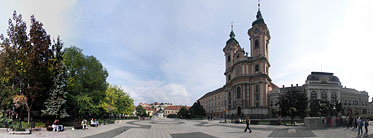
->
xmin=124 ymin=80 xmax=191 ymax=106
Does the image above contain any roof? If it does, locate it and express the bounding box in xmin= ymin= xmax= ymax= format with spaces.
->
xmin=252 ymin=10 xmax=266 ymax=26
xmin=198 ymin=87 xmax=224 ymax=101
xmin=164 ymin=106 xmax=182 ymax=110
xmin=226 ymin=30 xmax=239 ymax=44
xmin=306 ymin=72 xmax=340 ymax=84
xmin=143 ymin=107 xmax=155 ymax=112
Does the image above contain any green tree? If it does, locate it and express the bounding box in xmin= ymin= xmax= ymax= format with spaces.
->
xmin=102 ymin=84 xmax=135 ymax=117
xmin=279 ymin=87 xmax=308 ymax=124
xmin=309 ymin=99 xmax=321 ymax=117
xmin=41 ymin=37 xmax=69 ymax=118
xmin=189 ymin=101 xmax=205 ymax=118
xmin=178 ymin=106 xmax=189 ymax=119
xmin=0 ymin=11 xmax=57 ymax=124
xmin=136 ymin=105 xmax=146 ymax=117
xmin=63 ymin=46 xmax=108 ymax=118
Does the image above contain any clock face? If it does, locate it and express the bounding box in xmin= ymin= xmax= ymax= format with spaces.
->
xmin=254 ymin=28 xmax=260 ymax=34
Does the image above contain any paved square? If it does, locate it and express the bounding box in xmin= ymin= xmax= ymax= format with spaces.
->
xmin=171 ymin=132 xmax=217 ymax=138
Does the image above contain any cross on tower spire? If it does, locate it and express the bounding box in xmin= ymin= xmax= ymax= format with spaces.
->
xmin=258 ymin=0 xmax=261 ymax=11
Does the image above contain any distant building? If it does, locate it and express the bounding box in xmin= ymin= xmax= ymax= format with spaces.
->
xmin=164 ymin=106 xmax=190 ymax=117
xmin=268 ymin=72 xmax=369 ymax=117
xmin=198 ymin=87 xmax=226 ymax=119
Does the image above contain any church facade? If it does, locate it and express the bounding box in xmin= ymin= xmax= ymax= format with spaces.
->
xmin=223 ymin=7 xmax=276 ymax=119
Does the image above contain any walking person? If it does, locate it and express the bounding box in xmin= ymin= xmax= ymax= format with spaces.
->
xmin=244 ymin=116 xmax=252 ymax=133
xmin=358 ymin=117 xmax=363 ymax=136
xmin=365 ymin=118 xmax=369 ymax=135
xmin=354 ymin=117 xmax=357 ymax=129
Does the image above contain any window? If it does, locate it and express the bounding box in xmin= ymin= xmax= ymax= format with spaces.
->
xmin=255 ymin=64 xmax=259 ymax=72
xmin=227 ymin=55 xmax=231 ymax=62
xmin=311 ymin=91 xmax=317 ymax=100
xmin=255 ymin=102 xmax=259 ymax=107
xmin=228 ymin=75 xmax=231 ymax=80
xmin=254 ymin=39 xmax=259 ymax=48
xmin=270 ymin=101 xmax=273 ymax=106
xmin=237 ymin=55 xmax=239 ymax=59
xmin=321 ymin=91 xmax=327 ymax=101
xmin=237 ymin=87 xmax=241 ymax=99
xmin=331 ymin=92 xmax=337 ymax=104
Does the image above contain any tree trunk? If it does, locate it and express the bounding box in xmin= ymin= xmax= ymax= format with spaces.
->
xmin=25 ymin=102 xmax=31 ymax=124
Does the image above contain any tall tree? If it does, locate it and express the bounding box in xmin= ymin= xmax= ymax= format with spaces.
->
xmin=279 ymin=87 xmax=308 ymax=124
xmin=41 ymin=38 xmax=69 ymax=118
xmin=309 ymin=99 xmax=321 ymax=117
xmin=0 ymin=11 xmax=55 ymax=124
xmin=189 ymin=101 xmax=205 ymax=118
xmin=63 ymin=46 xmax=108 ymax=118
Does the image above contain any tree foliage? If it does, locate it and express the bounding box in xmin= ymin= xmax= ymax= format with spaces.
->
xmin=136 ymin=105 xmax=146 ymax=117
xmin=279 ymin=88 xmax=308 ymax=124
xmin=178 ymin=106 xmax=189 ymax=118
xmin=63 ymin=46 xmax=109 ymax=118
xmin=0 ymin=11 xmax=59 ymax=123
xmin=309 ymin=99 xmax=321 ymax=117
xmin=189 ymin=101 xmax=205 ymax=118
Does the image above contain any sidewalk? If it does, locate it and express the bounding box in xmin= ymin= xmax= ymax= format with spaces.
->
xmin=0 ymin=120 xmax=136 ymax=138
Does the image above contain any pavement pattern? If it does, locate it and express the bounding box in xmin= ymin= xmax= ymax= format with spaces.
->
xmin=1 ymin=118 xmax=373 ymax=138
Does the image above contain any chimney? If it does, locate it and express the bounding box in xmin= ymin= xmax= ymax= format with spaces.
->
xmin=296 ymin=84 xmax=298 ymax=87
xmin=282 ymin=85 xmax=285 ymax=88
xmin=291 ymin=84 xmax=293 ymax=87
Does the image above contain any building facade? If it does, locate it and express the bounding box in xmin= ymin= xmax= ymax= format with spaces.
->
xmin=198 ymin=87 xmax=226 ymax=119
xmin=268 ymin=72 xmax=369 ymax=117
xmin=223 ymin=6 xmax=275 ymax=119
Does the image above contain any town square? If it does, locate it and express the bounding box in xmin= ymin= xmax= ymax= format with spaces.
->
xmin=1 ymin=0 xmax=373 ymax=138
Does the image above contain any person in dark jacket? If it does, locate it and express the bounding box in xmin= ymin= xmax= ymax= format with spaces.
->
xmin=365 ymin=118 xmax=369 ymax=134
xmin=244 ymin=116 xmax=252 ymax=133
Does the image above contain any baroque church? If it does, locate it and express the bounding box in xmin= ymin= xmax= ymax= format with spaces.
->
xmin=223 ymin=4 xmax=276 ymax=119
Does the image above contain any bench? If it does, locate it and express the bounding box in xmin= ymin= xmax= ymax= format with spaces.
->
xmin=73 ymin=122 xmax=83 ymax=129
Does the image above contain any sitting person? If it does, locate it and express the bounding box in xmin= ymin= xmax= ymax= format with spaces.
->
xmin=90 ymin=118 xmax=98 ymax=127
xmin=52 ymin=118 xmax=64 ymax=131
xmin=81 ymin=119 xmax=88 ymax=130
xmin=94 ymin=118 xmax=99 ymax=126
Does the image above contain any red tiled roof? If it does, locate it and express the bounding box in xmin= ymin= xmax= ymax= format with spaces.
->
xmin=164 ymin=106 xmax=182 ymax=110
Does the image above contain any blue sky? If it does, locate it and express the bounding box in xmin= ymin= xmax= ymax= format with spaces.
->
xmin=1 ymin=0 xmax=372 ymax=106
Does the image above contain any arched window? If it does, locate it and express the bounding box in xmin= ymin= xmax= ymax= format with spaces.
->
xmin=227 ymin=55 xmax=231 ymax=62
xmin=311 ymin=91 xmax=317 ymax=100
xmin=254 ymin=39 xmax=259 ymax=48
xmin=321 ymin=91 xmax=327 ymax=102
xmin=331 ymin=92 xmax=337 ymax=104
xmin=237 ymin=87 xmax=241 ymax=99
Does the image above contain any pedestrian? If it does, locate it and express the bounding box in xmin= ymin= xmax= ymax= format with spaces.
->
xmin=354 ymin=117 xmax=357 ymax=128
xmin=207 ymin=115 xmax=210 ymax=122
xmin=244 ymin=116 xmax=252 ymax=133
xmin=365 ymin=118 xmax=369 ymax=134
xmin=358 ymin=117 xmax=363 ymax=136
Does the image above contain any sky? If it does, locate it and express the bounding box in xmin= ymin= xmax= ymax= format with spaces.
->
xmin=1 ymin=0 xmax=373 ymax=106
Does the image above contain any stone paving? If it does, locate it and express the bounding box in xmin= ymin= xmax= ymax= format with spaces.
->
xmin=1 ymin=118 xmax=373 ymax=138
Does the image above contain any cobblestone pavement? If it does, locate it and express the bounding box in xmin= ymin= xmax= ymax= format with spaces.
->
xmin=1 ymin=119 xmax=373 ymax=138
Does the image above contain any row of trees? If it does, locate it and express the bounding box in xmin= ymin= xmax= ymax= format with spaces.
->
xmin=0 ymin=11 xmax=134 ymax=124
xmin=278 ymin=88 xmax=344 ymax=124
xmin=178 ymin=101 xmax=205 ymax=119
